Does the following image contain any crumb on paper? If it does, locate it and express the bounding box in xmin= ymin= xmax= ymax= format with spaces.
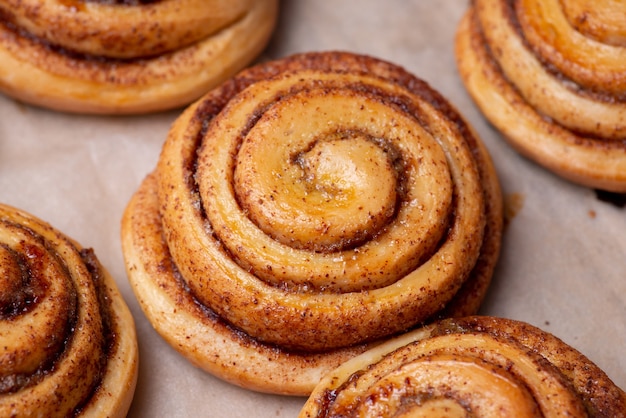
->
xmin=503 ymin=192 xmax=525 ymax=228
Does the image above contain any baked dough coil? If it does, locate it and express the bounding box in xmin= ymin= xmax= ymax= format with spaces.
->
xmin=0 ymin=0 xmax=278 ymax=114
xmin=121 ymin=51 xmax=503 ymax=395
xmin=455 ymin=0 xmax=626 ymax=192
xmin=299 ymin=316 xmax=626 ymax=418
xmin=0 ymin=203 xmax=138 ymax=417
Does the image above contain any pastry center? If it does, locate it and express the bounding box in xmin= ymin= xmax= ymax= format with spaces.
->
xmin=236 ymin=131 xmax=398 ymax=252
xmin=294 ymin=134 xmax=398 ymax=250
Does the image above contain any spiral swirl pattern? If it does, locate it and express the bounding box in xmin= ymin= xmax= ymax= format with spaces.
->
xmin=1 ymin=0 xmax=253 ymax=58
xmin=299 ymin=316 xmax=626 ymax=418
xmin=0 ymin=203 xmax=137 ymax=417
xmin=455 ymin=0 xmax=626 ymax=192
xmin=122 ymin=51 xmax=502 ymax=394
xmin=0 ymin=0 xmax=278 ymax=113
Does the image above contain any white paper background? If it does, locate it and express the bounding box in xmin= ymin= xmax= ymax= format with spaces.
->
xmin=1 ymin=1 xmax=624 ymax=416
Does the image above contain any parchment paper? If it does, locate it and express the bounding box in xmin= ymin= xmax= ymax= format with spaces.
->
xmin=1 ymin=1 xmax=624 ymax=417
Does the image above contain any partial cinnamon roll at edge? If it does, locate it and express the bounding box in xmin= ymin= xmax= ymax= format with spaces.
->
xmin=299 ymin=316 xmax=626 ymax=418
xmin=0 ymin=0 xmax=278 ymax=114
xmin=455 ymin=0 xmax=626 ymax=192
xmin=0 ymin=203 xmax=138 ymax=417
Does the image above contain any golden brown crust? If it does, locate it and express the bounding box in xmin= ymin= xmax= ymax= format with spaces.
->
xmin=0 ymin=0 xmax=253 ymax=58
xmin=455 ymin=0 xmax=626 ymax=192
xmin=299 ymin=316 xmax=626 ymax=417
xmin=0 ymin=203 xmax=138 ymax=417
xmin=122 ymin=172 xmax=370 ymax=395
xmin=516 ymin=0 xmax=626 ymax=96
xmin=0 ymin=0 xmax=278 ymax=114
xmin=559 ymin=0 xmax=626 ymax=47
xmin=121 ymin=51 xmax=503 ymax=395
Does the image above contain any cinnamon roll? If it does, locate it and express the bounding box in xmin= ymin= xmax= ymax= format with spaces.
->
xmin=0 ymin=203 xmax=138 ymax=417
xmin=455 ymin=0 xmax=626 ymax=192
xmin=300 ymin=316 xmax=626 ymax=417
xmin=121 ymin=51 xmax=503 ymax=395
xmin=0 ymin=0 xmax=278 ymax=114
